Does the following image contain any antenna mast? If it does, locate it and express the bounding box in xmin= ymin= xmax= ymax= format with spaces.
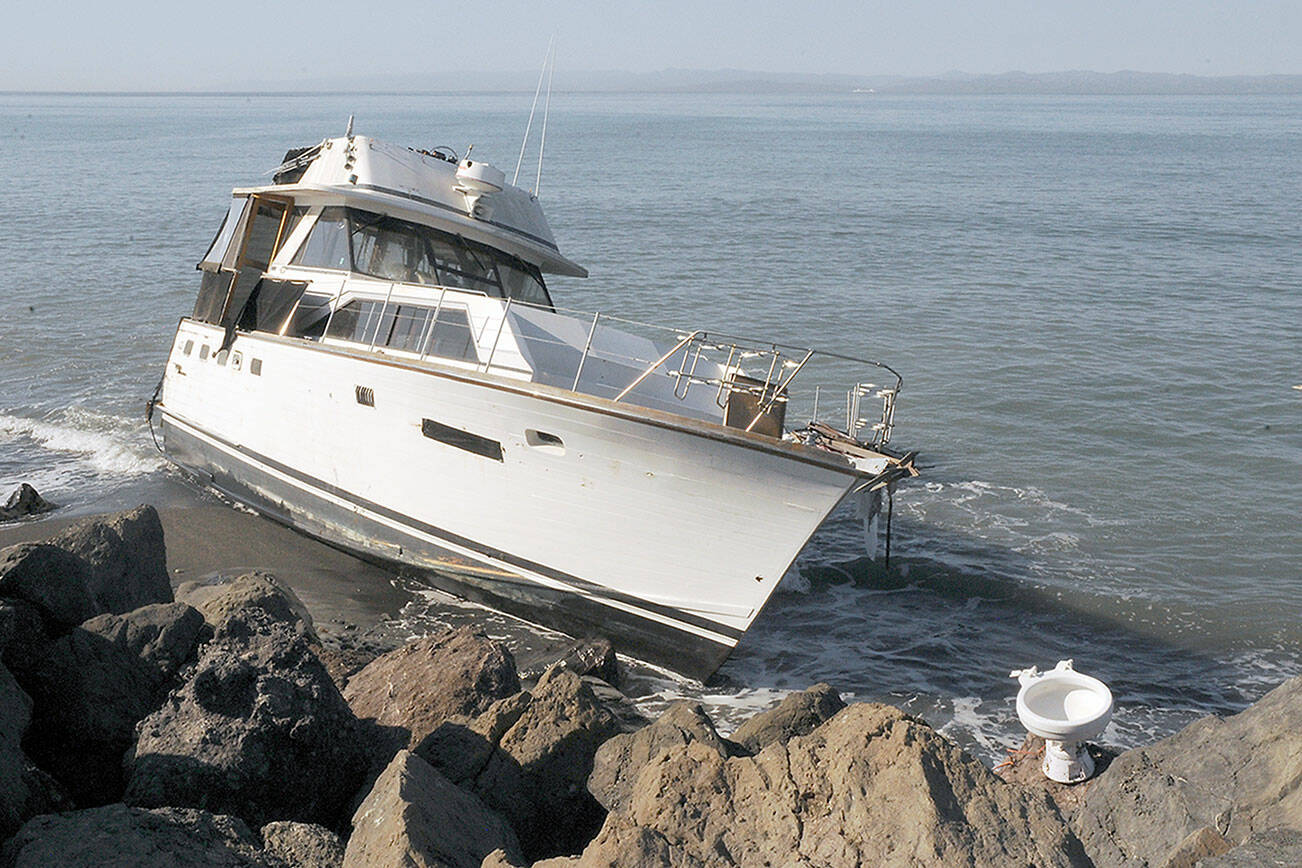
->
xmin=535 ymin=40 xmax=555 ymax=195
xmin=513 ymin=36 xmax=555 ymax=187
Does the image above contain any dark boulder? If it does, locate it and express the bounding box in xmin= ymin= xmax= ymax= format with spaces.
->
xmin=1 ymin=804 xmax=272 ymax=867
xmin=124 ymin=609 xmax=367 ymax=830
xmin=260 ymin=821 xmax=344 ymax=868
xmin=176 ymin=571 xmax=316 ymax=641
xmin=0 ymin=543 xmax=99 ymax=629
xmin=45 ymin=505 xmax=171 ymax=615
xmin=0 ymin=600 xmax=46 ymax=678
xmin=587 ymin=701 xmax=733 ymax=813
xmin=420 ymin=664 xmax=621 ymax=861
xmin=343 ymin=750 xmax=522 ymax=868
xmin=80 ymin=602 xmax=209 ymax=690
xmin=728 ymin=682 xmax=846 ymax=754
xmin=547 ymin=637 xmax=620 ymax=687
xmin=571 ymin=702 xmax=1090 ymax=867
xmin=20 ymin=623 xmax=159 ymax=804
xmin=1074 ymin=673 xmax=1302 ymax=867
xmin=0 ymin=484 xmax=55 ymax=521
xmin=344 ymin=627 xmax=519 ymax=760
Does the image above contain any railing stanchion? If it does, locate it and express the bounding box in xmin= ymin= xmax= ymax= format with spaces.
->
xmin=368 ymin=282 xmax=397 ymax=351
xmin=614 ymin=331 xmax=702 ymax=403
xmin=572 ymin=311 xmax=600 ymax=391
xmin=484 ymin=297 xmax=513 ymax=372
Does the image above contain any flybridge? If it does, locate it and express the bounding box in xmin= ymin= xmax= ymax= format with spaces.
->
xmin=252 ymin=134 xmax=587 ymax=278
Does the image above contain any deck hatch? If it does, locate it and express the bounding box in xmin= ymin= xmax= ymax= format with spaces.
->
xmin=421 ymin=418 xmax=503 ymax=462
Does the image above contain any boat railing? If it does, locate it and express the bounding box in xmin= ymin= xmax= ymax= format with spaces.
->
xmin=478 ymin=297 xmax=904 ymax=448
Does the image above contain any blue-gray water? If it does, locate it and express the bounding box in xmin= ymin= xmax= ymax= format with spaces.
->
xmin=2 ymin=92 xmax=1299 ymax=761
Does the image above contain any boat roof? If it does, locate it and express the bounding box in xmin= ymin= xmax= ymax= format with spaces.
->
xmin=236 ymin=135 xmax=587 ymax=278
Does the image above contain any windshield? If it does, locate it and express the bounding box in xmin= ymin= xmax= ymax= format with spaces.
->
xmin=290 ymin=207 xmax=551 ymax=307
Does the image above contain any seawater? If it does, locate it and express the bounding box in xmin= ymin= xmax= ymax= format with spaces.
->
xmin=1 ymin=92 xmax=1299 ymax=762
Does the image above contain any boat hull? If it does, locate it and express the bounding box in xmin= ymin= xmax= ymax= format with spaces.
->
xmin=157 ymin=321 xmax=863 ymax=680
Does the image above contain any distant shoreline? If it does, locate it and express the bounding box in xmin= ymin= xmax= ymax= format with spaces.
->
xmin=4 ymin=70 xmax=1302 ymax=96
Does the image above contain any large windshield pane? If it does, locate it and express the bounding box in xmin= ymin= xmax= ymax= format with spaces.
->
xmin=351 ymin=214 xmax=432 ymax=283
xmin=292 ymin=207 xmax=351 ymax=271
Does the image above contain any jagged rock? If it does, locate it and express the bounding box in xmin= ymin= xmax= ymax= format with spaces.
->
xmin=314 ymin=643 xmax=380 ymax=693
xmin=1 ymin=804 xmax=272 ymax=867
xmin=344 ymin=750 xmax=522 ymax=868
xmin=1197 ymin=827 xmax=1302 ymax=866
xmin=587 ymin=701 xmax=733 ymax=813
xmin=344 ymin=627 xmax=520 ymax=759
xmin=124 ymin=610 xmax=367 ymax=830
xmin=0 ymin=484 xmax=55 ymax=521
xmin=81 ymin=602 xmax=208 ymax=687
xmin=44 ymin=505 xmax=171 ymax=615
xmin=729 ymin=682 xmax=846 ymax=753
xmin=995 ymin=733 xmax=1119 ymax=825
xmin=260 ymin=821 xmax=344 ymax=868
xmin=176 ymin=570 xmax=317 ymax=641
xmin=1074 ymin=674 xmax=1302 ymax=867
xmin=551 ymin=637 xmax=620 ymax=687
xmin=420 ymin=665 xmax=622 ymax=862
xmin=571 ymin=702 xmax=1091 ymax=867
xmin=0 ymin=542 xmax=99 ymax=629
xmin=1158 ymin=825 xmax=1232 ymax=867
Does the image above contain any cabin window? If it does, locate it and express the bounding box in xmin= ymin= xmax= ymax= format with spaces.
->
xmin=323 ymin=299 xmax=478 ymax=363
xmin=426 ymin=308 xmax=478 ymax=362
xmin=285 ymin=292 xmax=333 ymax=338
xmin=387 ymin=305 xmax=434 ymax=352
xmin=198 ymin=197 xmax=248 ymax=271
xmin=292 ymin=207 xmax=352 ymax=271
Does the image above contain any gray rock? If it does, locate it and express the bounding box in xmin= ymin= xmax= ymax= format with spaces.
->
xmin=420 ymin=665 xmax=622 ymax=862
xmin=587 ymin=701 xmax=732 ymax=813
xmin=125 ymin=610 xmax=367 ymax=829
xmin=0 ymin=663 xmax=34 ymax=838
xmin=1197 ymin=827 xmax=1302 ymax=866
xmin=344 ymin=750 xmax=522 ymax=868
xmin=729 ymin=682 xmax=846 ymax=753
xmin=0 ymin=484 xmax=55 ymax=521
xmin=571 ymin=702 xmax=1091 ymax=867
xmin=176 ymin=571 xmax=316 ymax=641
xmin=551 ymin=637 xmax=620 ymax=687
xmin=1 ymin=804 xmax=273 ymax=867
xmin=1075 ymin=674 xmax=1302 ymax=867
xmin=260 ymin=821 xmax=344 ymax=868
xmin=0 ymin=543 xmax=99 ymax=629
xmin=45 ymin=504 xmax=171 ymax=615
xmin=80 ymin=602 xmax=208 ymax=689
xmin=344 ymin=627 xmax=519 ymax=758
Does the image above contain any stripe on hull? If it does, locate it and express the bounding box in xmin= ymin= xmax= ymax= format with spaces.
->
xmin=160 ymin=413 xmax=738 ymax=679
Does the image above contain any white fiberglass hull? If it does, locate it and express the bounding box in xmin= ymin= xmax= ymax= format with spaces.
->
xmin=157 ymin=321 xmax=868 ymax=678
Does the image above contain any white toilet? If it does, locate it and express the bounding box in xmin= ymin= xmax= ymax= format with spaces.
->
xmin=1010 ymin=659 xmax=1113 ymax=783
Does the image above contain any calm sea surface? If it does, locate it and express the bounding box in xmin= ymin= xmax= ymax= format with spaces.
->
xmin=1 ymin=92 xmax=1299 ymax=760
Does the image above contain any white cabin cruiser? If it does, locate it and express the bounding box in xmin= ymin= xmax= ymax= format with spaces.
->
xmin=151 ymin=132 xmax=918 ymax=679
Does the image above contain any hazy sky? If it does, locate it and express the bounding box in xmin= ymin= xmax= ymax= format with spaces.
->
xmin=3 ymin=1 xmax=1300 ymax=91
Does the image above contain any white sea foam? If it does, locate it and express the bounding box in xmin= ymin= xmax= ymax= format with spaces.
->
xmin=0 ymin=409 xmax=165 ymax=486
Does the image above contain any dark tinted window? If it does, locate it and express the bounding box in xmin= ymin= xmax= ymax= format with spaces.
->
xmin=292 ymin=207 xmax=352 ymax=270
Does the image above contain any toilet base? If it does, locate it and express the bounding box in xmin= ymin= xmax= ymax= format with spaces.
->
xmin=1042 ymin=738 xmax=1094 ymax=784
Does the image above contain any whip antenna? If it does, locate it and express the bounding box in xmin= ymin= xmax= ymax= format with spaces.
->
xmin=513 ymin=36 xmax=555 ymax=186
xmin=535 ymin=39 xmax=555 ymax=195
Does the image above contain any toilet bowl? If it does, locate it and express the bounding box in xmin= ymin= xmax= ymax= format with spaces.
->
xmin=1010 ymin=659 xmax=1113 ymax=783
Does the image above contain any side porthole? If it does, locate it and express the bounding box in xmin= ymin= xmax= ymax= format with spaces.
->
xmin=216 ymin=349 xmax=229 ymax=367
xmin=250 ymin=358 xmax=262 ymax=376
xmin=231 ymin=352 xmax=242 ymax=372
xmin=182 ymin=340 xmax=194 ymax=356
xmin=199 ymin=345 xmax=210 ymax=360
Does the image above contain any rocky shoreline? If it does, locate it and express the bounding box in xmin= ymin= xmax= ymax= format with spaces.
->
xmin=1 ymin=503 xmax=1299 ymax=866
